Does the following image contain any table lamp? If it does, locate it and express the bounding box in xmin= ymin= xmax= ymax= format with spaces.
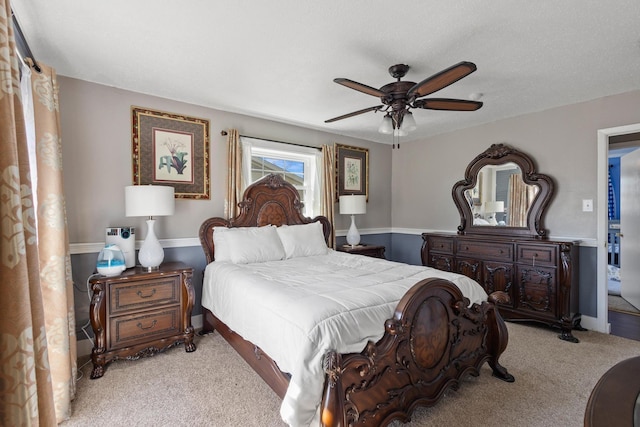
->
xmin=125 ymin=185 xmax=175 ymax=270
xmin=484 ymin=201 xmax=505 ymax=225
xmin=339 ymin=195 xmax=367 ymax=247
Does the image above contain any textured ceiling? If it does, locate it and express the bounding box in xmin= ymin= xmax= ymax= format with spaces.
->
xmin=10 ymin=0 xmax=640 ymax=144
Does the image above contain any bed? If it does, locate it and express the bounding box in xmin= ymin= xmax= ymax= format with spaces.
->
xmin=199 ymin=174 xmax=514 ymax=427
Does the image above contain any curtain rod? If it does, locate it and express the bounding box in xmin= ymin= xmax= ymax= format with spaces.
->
xmin=220 ymin=130 xmax=321 ymax=151
xmin=11 ymin=9 xmax=41 ymax=73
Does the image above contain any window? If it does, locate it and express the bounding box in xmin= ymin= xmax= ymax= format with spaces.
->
xmin=241 ymin=137 xmax=321 ymax=217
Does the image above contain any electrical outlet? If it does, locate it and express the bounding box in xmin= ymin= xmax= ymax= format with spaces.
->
xmin=582 ymin=199 xmax=593 ymax=212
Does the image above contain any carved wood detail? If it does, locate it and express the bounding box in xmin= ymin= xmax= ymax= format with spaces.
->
xmin=452 ymin=143 xmax=554 ymax=238
xmin=320 ymin=279 xmax=513 ymax=427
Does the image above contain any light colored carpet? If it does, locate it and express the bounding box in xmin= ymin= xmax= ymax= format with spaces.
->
xmin=63 ymin=323 xmax=640 ymax=427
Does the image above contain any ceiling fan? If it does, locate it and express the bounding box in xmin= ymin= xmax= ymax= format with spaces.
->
xmin=325 ymin=61 xmax=483 ymax=135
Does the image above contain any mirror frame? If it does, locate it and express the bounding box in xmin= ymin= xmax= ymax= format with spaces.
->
xmin=452 ymin=143 xmax=554 ymax=238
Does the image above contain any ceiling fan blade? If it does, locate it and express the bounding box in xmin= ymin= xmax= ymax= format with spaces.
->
xmin=334 ymin=78 xmax=386 ymax=97
xmin=407 ymin=61 xmax=478 ymax=99
xmin=414 ymin=98 xmax=483 ymax=111
xmin=325 ymin=106 xmax=383 ymax=123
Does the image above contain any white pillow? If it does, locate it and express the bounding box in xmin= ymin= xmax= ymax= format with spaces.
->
xmin=213 ymin=225 xmax=285 ymax=264
xmin=276 ymin=222 xmax=328 ymax=259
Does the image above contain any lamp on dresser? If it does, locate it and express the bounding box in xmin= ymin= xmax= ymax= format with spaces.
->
xmin=484 ymin=200 xmax=504 ymax=225
xmin=339 ymin=194 xmax=367 ymax=247
xmin=125 ymin=185 xmax=175 ymax=270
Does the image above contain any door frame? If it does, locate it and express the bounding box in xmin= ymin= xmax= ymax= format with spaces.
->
xmin=596 ymin=123 xmax=640 ymax=334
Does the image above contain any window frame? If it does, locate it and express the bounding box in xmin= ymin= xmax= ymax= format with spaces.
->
xmin=240 ymin=137 xmax=321 ymax=217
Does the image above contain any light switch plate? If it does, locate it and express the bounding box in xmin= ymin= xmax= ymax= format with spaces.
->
xmin=583 ymin=199 xmax=593 ymax=212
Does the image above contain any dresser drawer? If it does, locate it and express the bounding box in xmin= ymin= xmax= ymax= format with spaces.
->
xmin=428 ymin=236 xmax=453 ymax=253
xmin=109 ymin=307 xmax=181 ymax=348
xmin=110 ymin=277 xmax=180 ymax=314
xmin=456 ymin=240 xmax=512 ymax=261
xmin=516 ymin=244 xmax=557 ymax=267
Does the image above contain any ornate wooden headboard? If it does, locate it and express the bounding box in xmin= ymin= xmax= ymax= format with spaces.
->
xmin=198 ymin=174 xmax=332 ymax=264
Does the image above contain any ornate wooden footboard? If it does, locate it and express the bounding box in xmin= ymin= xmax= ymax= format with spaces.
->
xmin=320 ymin=278 xmax=514 ymax=427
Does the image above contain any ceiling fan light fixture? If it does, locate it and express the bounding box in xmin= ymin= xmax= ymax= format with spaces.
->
xmin=400 ymin=111 xmax=417 ymax=132
xmin=378 ymin=114 xmax=394 ymax=134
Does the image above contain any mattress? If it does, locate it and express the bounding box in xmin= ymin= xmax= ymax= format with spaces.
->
xmin=201 ymin=250 xmax=488 ymax=426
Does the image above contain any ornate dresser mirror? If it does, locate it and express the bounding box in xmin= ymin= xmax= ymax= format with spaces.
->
xmin=452 ymin=143 xmax=554 ymax=238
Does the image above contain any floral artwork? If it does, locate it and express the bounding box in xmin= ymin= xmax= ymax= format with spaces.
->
xmin=132 ymin=107 xmax=210 ymax=199
xmin=154 ymin=130 xmax=192 ymax=182
xmin=344 ymin=157 xmax=361 ymax=192
xmin=336 ymin=143 xmax=368 ymax=200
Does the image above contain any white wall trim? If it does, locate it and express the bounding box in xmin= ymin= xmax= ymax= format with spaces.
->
xmin=579 ymin=315 xmax=606 ymax=334
xmin=70 ymin=230 xmax=599 ymax=254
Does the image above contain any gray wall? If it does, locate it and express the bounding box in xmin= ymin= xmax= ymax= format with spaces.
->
xmin=61 ymin=75 xmax=640 ymax=332
xmin=59 ymin=76 xmax=392 ymax=244
xmin=391 ymin=90 xmax=640 ymax=237
xmin=391 ymin=90 xmax=640 ymax=319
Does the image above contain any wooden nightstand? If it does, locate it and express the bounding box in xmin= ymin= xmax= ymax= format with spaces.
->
xmin=89 ymin=262 xmax=196 ymax=379
xmin=337 ymin=243 xmax=386 ymax=259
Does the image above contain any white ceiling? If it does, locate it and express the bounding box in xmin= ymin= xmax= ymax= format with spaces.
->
xmin=10 ymin=1 xmax=640 ymax=144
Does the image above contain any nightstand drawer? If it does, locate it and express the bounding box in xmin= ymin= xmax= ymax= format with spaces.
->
xmin=456 ymin=241 xmax=512 ymax=261
xmin=110 ymin=277 xmax=180 ymax=314
xmin=110 ymin=307 xmax=181 ymax=348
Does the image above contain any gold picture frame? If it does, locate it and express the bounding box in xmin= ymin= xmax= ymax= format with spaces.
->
xmin=336 ymin=143 xmax=369 ymax=201
xmin=132 ymin=106 xmax=210 ymax=199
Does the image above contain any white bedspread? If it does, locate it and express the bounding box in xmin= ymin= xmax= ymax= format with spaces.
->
xmin=201 ymin=250 xmax=487 ymax=427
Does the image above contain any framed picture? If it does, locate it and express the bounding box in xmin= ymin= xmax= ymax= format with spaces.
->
xmin=132 ymin=106 xmax=210 ymax=199
xmin=336 ymin=143 xmax=369 ymax=201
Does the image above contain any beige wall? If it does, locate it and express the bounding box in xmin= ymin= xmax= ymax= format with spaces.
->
xmin=392 ymin=90 xmax=640 ymax=240
xmin=59 ymin=77 xmax=392 ymax=244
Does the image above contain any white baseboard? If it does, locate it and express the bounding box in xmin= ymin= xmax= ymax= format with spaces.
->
xmin=77 ymin=314 xmax=204 ymax=358
xmin=579 ymin=315 xmax=607 ymax=333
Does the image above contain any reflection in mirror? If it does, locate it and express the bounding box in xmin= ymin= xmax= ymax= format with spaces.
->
xmin=463 ymin=162 xmax=540 ymax=227
xmin=453 ymin=143 xmax=554 ymax=238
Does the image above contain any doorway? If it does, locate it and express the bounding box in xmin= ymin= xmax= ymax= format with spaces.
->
xmin=607 ymin=142 xmax=640 ymax=336
xmin=597 ymin=124 xmax=640 ymax=336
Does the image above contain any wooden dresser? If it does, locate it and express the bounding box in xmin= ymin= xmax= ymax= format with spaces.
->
xmin=89 ymin=262 xmax=196 ymax=378
xmin=422 ymin=233 xmax=581 ymax=341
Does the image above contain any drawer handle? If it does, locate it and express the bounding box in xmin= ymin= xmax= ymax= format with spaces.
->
xmin=137 ymin=289 xmax=157 ymax=299
xmin=137 ymin=320 xmax=157 ymax=330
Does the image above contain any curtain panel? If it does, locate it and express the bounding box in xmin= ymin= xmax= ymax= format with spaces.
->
xmin=0 ymin=2 xmax=75 ymax=424
xmin=225 ymin=129 xmax=242 ymax=218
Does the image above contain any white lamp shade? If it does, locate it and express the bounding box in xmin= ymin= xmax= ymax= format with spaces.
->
xmin=378 ymin=115 xmax=394 ymax=134
xmin=125 ymin=185 xmax=175 ymax=217
xmin=339 ymin=195 xmax=367 ymax=215
xmin=485 ymin=201 xmax=505 ymax=213
xmin=400 ymin=111 xmax=417 ymax=132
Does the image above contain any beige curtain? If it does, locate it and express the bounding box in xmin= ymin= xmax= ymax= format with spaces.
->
xmin=225 ymin=129 xmax=243 ymax=218
xmin=0 ymin=2 xmax=76 ymax=424
xmin=321 ymin=144 xmax=336 ymax=248
xmin=508 ymin=174 xmax=536 ymax=227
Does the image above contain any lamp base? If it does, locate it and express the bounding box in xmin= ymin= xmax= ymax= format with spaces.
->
xmin=346 ymin=215 xmax=361 ymax=247
xmin=138 ymin=219 xmax=164 ymax=270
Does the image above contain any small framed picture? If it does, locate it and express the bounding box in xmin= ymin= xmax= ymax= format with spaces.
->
xmin=131 ymin=106 xmax=210 ymax=199
xmin=336 ymin=143 xmax=368 ymax=201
